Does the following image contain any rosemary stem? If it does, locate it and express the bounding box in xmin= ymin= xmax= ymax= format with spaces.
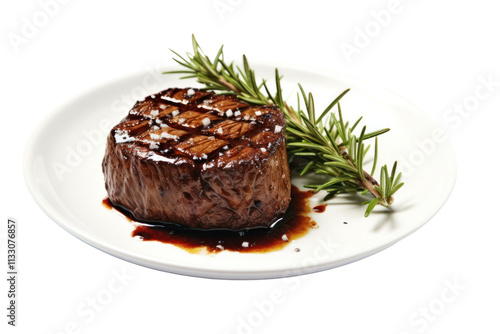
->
xmin=360 ymin=171 xmax=387 ymax=204
xmin=283 ymin=102 xmax=300 ymax=123
xmin=218 ymin=77 xmax=240 ymax=94
xmin=344 ymin=152 xmax=388 ymax=204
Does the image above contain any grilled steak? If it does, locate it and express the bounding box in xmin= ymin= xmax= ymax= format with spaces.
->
xmin=102 ymin=88 xmax=291 ymax=230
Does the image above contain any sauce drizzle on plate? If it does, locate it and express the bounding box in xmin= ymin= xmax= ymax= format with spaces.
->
xmin=103 ymin=185 xmax=323 ymax=253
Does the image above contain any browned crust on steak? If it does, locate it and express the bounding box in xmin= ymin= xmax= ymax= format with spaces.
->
xmin=102 ymin=88 xmax=291 ymax=230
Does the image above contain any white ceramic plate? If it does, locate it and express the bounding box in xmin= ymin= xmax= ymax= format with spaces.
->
xmin=23 ymin=64 xmax=456 ymax=279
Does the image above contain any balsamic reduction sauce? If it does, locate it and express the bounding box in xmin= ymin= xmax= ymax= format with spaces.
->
xmin=103 ymin=185 xmax=323 ymax=253
xmin=102 ymin=198 xmax=114 ymax=211
xmin=313 ymin=204 xmax=327 ymax=213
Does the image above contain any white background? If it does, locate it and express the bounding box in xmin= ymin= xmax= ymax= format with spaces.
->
xmin=1 ymin=0 xmax=499 ymax=333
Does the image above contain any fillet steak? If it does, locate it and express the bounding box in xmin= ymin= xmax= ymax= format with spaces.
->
xmin=102 ymin=88 xmax=291 ymax=230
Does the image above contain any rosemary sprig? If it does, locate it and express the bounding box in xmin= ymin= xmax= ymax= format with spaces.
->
xmin=164 ymin=36 xmax=404 ymax=217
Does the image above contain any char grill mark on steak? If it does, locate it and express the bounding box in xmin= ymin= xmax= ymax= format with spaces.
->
xmin=134 ymin=126 xmax=188 ymax=147
xmin=198 ymin=95 xmax=250 ymax=114
xmin=170 ymin=110 xmax=221 ymax=129
xmin=175 ymin=136 xmax=229 ymax=159
xmin=160 ymin=87 xmax=213 ymax=105
xmin=207 ymin=120 xmax=251 ymax=139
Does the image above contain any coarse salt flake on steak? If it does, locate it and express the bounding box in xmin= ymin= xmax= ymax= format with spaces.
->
xmin=102 ymin=88 xmax=291 ymax=230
